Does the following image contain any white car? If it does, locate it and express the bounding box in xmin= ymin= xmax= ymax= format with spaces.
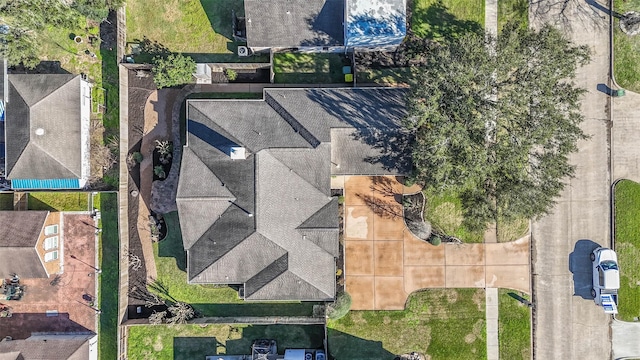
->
xmin=591 ymin=247 xmax=619 ymax=314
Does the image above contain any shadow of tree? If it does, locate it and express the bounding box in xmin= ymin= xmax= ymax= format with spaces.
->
xmin=327 ymin=329 xmax=396 ymax=360
xmin=412 ymin=0 xmax=483 ymax=41
xmin=226 ymin=325 xmax=325 ymax=355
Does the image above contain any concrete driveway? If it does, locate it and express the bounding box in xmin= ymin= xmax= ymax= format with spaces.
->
xmin=343 ymin=176 xmax=530 ymax=310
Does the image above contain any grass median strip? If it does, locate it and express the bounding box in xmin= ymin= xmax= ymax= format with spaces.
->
xmin=498 ymin=289 xmax=531 ymax=360
xmin=614 ymin=180 xmax=640 ymax=321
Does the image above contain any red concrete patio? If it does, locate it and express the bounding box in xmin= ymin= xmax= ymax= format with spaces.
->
xmin=344 ymin=176 xmax=531 ymax=310
xmin=0 ymin=214 xmax=98 ymax=339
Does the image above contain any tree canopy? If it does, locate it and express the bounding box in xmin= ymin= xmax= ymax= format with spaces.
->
xmin=405 ymin=23 xmax=591 ymax=229
xmin=152 ymin=53 xmax=196 ymax=89
xmin=0 ymin=0 xmax=123 ymax=68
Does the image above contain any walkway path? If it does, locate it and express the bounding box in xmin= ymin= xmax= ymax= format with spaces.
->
xmin=485 ymin=288 xmax=499 ymax=360
xmin=485 ymin=0 xmax=498 ymax=36
xmin=343 ymin=176 xmax=530 ymax=311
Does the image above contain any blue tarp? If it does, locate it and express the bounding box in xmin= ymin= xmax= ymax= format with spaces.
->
xmin=11 ymin=178 xmax=81 ymax=190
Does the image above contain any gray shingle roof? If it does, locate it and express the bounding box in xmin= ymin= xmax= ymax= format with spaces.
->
xmin=245 ymin=0 xmax=345 ymax=48
xmin=0 ymin=211 xmax=49 ymax=278
xmin=0 ymin=336 xmax=90 ymax=360
xmin=178 ymin=87 xmax=409 ymax=301
xmin=6 ymin=75 xmax=84 ymax=180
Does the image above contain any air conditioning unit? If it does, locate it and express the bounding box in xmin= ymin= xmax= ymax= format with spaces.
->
xmin=237 ymin=46 xmax=249 ymax=57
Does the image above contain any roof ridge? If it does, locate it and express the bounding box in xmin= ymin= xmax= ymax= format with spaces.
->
xmin=29 ymin=142 xmax=80 ymax=177
xmin=263 ymin=149 xmax=326 ymax=195
xmin=264 ymin=92 xmax=321 ymax=147
xmin=30 ymin=75 xmax=78 ymax=109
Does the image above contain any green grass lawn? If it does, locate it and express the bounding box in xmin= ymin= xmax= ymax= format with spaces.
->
xmin=412 ymin=0 xmax=484 ymax=40
xmin=614 ymin=180 xmax=640 ymax=321
xmin=424 ymin=190 xmax=485 ymax=243
xmin=614 ymin=0 xmax=640 ymax=92
xmin=98 ymin=193 xmax=119 ymax=360
xmin=497 ymin=0 xmax=528 ymax=31
xmin=128 ymin=324 xmax=324 ymax=360
xmin=152 ymin=212 xmax=317 ymax=317
xmin=328 ymin=289 xmax=486 ymax=359
xmin=27 ymin=192 xmax=90 ymax=211
xmin=273 ymin=53 xmax=349 ymax=84
xmin=498 ymin=289 xmax=531 ymax=360
xmin=0 ymin=194 xmax=13 ymax=210
xmin=127 ymin=0 xmax=268 ymax=63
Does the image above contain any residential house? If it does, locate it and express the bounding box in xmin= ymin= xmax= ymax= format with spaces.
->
xmin=177 ymin=88 xmax=408 ymax=301
xmin=3 ymin=74 xmax=91 ymax=190
xmin=0 ymin=211 xmax=62 ymax=278
xmin=0 ymin=334 xmax=97 ymax=360
xmin=243 ymin=0 xmax=406 ymax=53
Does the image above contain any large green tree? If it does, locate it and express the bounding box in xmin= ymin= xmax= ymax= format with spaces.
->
xmin=405 ymin=23 xmax=591 ymax=229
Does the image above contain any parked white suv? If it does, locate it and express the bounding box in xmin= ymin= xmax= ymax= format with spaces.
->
xmin=591 ymin=247 xmax=619 ymax=314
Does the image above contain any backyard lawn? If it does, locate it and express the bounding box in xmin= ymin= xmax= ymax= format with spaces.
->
xmin=273 ymin=53 xmax=349 ymax=84
xmin=614 ymin=0 xmax=640 ymax=92
xmin=98 ymin=193 xmax=120 ymax=360
xmin=151 ymin=212 xmax=317 ymax=317
xmin=128 ymin=324 xmax=324 ymax=360
xmin=498 ymin=289 xmax=531 ymax=360
xmin=614 ymin=180 xmax=640 ymax=321
xmin=327 ymin=289 xmax=486 ymax=359
xmin=127 ymin=0 xmax=267 ymax=62
xmin=27 ymin=192 xmax=90 ymax=211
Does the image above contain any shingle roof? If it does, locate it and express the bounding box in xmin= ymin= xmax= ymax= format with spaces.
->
xmin=244 ymin=0 xmax=345 ymax=48
xmin=0 ymin=336 xmax=90 ymax=360
xmin=5 ymin=75 xmax=84 ymax=180
xmin=0 ymin=211 xmax=49 ymax=278
xmin=178 ymin=87 xmax=409 ymax=301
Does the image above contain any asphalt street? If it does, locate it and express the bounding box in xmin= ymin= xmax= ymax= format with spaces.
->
xmin=530 ymin=0 xmax=612 ymax=359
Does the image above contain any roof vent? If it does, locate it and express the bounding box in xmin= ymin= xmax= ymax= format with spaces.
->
xmin=230 ymin=146 xmax=246 ymax=160
xmin=237 ymin=46 xmax=249 ymax=57
xmin=35 ymin=128 xmax=45 ymax=136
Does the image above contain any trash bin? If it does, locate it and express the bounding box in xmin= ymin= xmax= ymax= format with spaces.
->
xmin=612 ymin=89 xmax=626 ymax=97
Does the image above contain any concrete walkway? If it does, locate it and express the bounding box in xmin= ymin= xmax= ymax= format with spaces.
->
xmin=344 ymin=176 xmax=530 ymax=310
xmin=612 ymin=320 xmax=640 ymax=359
xmin=485 ymin=0 xmax=498 ymax=37
xmin=486 ymin=288 xmax=499 ymax=360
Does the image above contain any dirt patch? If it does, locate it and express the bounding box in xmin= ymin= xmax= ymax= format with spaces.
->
xmin=444 ymin=289 xmax=459 ymax=304
xmin=464 ymin=318 xmax=485 ymax=344
xmin=472 ymin=289 xmax=485 ymax=311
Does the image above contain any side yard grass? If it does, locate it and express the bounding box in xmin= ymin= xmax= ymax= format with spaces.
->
xmin=614 ymin=179 xmax=640 ymax=321
xmin=127 ymin=324 xmax=324 ymax=360
xmin=613 ymin=0 xmax=640 ymax=92
xmin=152 ymin=212 xmax=317 ymax=317
xmin=328 ymin=289 xmax=486 ymax=359
xmin=0 ymin=194 xmax=13 ymax=210
xmin=98 ymin=193 xmax=119 ymax=360
xmin=27 ymin=192 xmax=90 ymax=211
xmin=273 ymin=53 xmax=350 ymax=84
xmin=498 ymin=289 xmax=531 ymax=360
xmin=412 ymin=0 xmax=485 ymax=40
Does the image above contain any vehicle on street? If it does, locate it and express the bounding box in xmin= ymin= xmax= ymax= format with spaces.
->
xmin=591 ymin=247 xmax=619 ymax=314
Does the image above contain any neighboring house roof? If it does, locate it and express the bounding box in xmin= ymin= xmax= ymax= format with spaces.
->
xmin=345 ymin=0 xmax=407 ymax=47
xmin=0 ymin=335 xmax=92 ymax=360
xmin=5 ymin=75 xmax=84 ymax=180
xmin=244 ymin=0 xmax=345 ymax=48
xmin=178 ymin=88 xmax=408 ymax=301
xmin=0 ymin=211 xmax=49 ymax=278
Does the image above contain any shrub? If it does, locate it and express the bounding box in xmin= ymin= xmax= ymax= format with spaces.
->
xmin=132 ymin=152 xmax=143 ymax=163
xmin=154 ymin=165 xmax=166 ymax=179
xmin=338 ymin=195 xmax=345 ymax=205
xmin=224 ymin=69 xmax=238 ymax=81
xmin=152 ymin=53 xmax=196 ymax=89
xmin=327 ymin=291 xmax=352 ymax=320
xmin=429 ymin=235 xmax=442 ymax=246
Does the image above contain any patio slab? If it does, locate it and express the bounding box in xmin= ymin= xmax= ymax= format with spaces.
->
xmin=345 ymin=241 xmax=374 ymax=276
xmin=346 ymin=276 xmax=375 ymax=310
xmin=374 ymin=240 xmax=403 ymax=276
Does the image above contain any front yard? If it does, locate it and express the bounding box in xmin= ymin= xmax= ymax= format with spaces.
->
xmin=327 ymin=289 xmax=487 ymax=359
xmin=613 ymin=0 xmax=640 ymax=92
xmin=127 ymin=324 xmax=324 ymax=360
xmin=498 ymin=289 xmax=531 ymax=360
xmin=151 ymin=212 xmax=317 ymax=317
xmin=613 ymin=180 xmax=640 ymax=321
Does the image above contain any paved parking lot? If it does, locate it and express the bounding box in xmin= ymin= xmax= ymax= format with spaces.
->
xmin=343 ymin=176 xmax=530 ymax=310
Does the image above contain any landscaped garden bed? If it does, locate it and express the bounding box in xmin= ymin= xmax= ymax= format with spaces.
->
xmin=613 ymin=179 xmax=640 ymax=321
